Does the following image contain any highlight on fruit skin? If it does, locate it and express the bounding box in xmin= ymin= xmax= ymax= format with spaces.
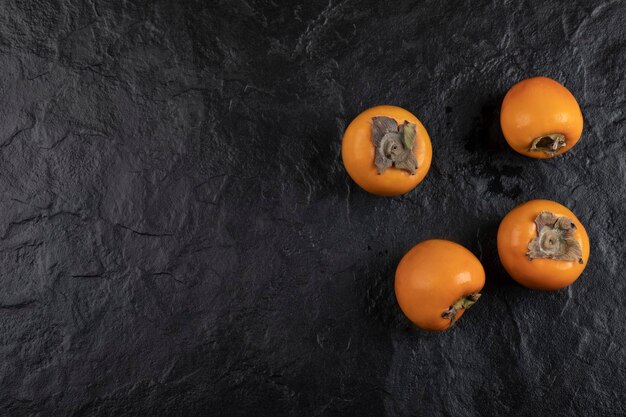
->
xmin=394 ymin=239 xmax=485 ymax=331
xmin=497 ymin=199 xmax=590 ymax=290
xmin=341 ymin=105 xmax=432 ymax=196
xmin=500 ymin=76 xmax=584 ymax=159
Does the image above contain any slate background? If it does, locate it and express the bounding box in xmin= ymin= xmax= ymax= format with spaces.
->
xmin=0 ymin=0 xmax=624 ymax=416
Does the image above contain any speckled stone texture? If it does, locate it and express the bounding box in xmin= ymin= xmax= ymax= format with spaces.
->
xmin=0 ymin=0 xmax=624 ymax=416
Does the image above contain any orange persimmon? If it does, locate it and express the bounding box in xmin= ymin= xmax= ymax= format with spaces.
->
xmin=497 ymin=199 xmax=589 ymax=290
xmin=342 ymin=105 xmax=432 ymax=196
xmin=394 ymin=239 xmax=485 ymax=331
xmin=500 ymin=76 xmax=583 ymax=158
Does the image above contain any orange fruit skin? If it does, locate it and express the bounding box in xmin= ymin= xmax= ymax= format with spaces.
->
xmin=394 ymin=240 xmax=485 ymax=331
xmin=500 ymin=77 xmax=583 ymax=159
xmin=341 ymin=105 xmax=432 ymax=196
xmin=497 ymin=200 xmax=590 ymax=290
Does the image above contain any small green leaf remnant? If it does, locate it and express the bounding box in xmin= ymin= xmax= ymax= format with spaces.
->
xmin=441 ymin=293 xmax=481 ymax=327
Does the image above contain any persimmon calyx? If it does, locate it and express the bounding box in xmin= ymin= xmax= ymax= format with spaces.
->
xmin=527 ymin=211 xmax=583 ymax=263
xmin=441 ymin=293 xmax=481 ymax=326
xmin=529 ymin=133 xmax=566 ymax=155
xmin=371 ymin=116 xmax=418 ymax=175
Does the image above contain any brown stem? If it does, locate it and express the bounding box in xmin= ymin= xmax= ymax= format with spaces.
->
xmin=371 ymin=116 xmax=418 ymax=174
xmin=529 ymin=133 xmax=566 ymax=155
xmin=527 ymin=211 xmax=583 ymax=263
xmin=441 ymin=293 xmax=481 ymax=327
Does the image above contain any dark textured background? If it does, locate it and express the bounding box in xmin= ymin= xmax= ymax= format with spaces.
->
xmin=0 ymin=0 xmax=624 ymax=416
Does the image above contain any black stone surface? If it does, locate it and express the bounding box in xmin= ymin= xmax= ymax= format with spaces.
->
xmin=0 ymin=1 xmax=624 ymax=416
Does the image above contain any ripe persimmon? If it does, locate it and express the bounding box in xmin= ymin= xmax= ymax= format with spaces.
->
xmin=394 ymin=240 xmax=485 ymax=331
xmin=497 ymin=200 xmax=589 ymax=290
xmin=342 ymin=105 xmax=432 ymax=196
xmin=500 ymin=76 xmax=583 ymax=158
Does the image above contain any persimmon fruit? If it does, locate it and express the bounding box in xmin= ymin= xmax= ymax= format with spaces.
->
xmin=500 ymin=76 xmax=583 ymax=158
xmin=497 ymin=199 xmax=589 ymax=290
xmin=394 ymin=239 xmax=485 ymax=331
xmin=341 ymin=105 xmax=432 ymax=196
